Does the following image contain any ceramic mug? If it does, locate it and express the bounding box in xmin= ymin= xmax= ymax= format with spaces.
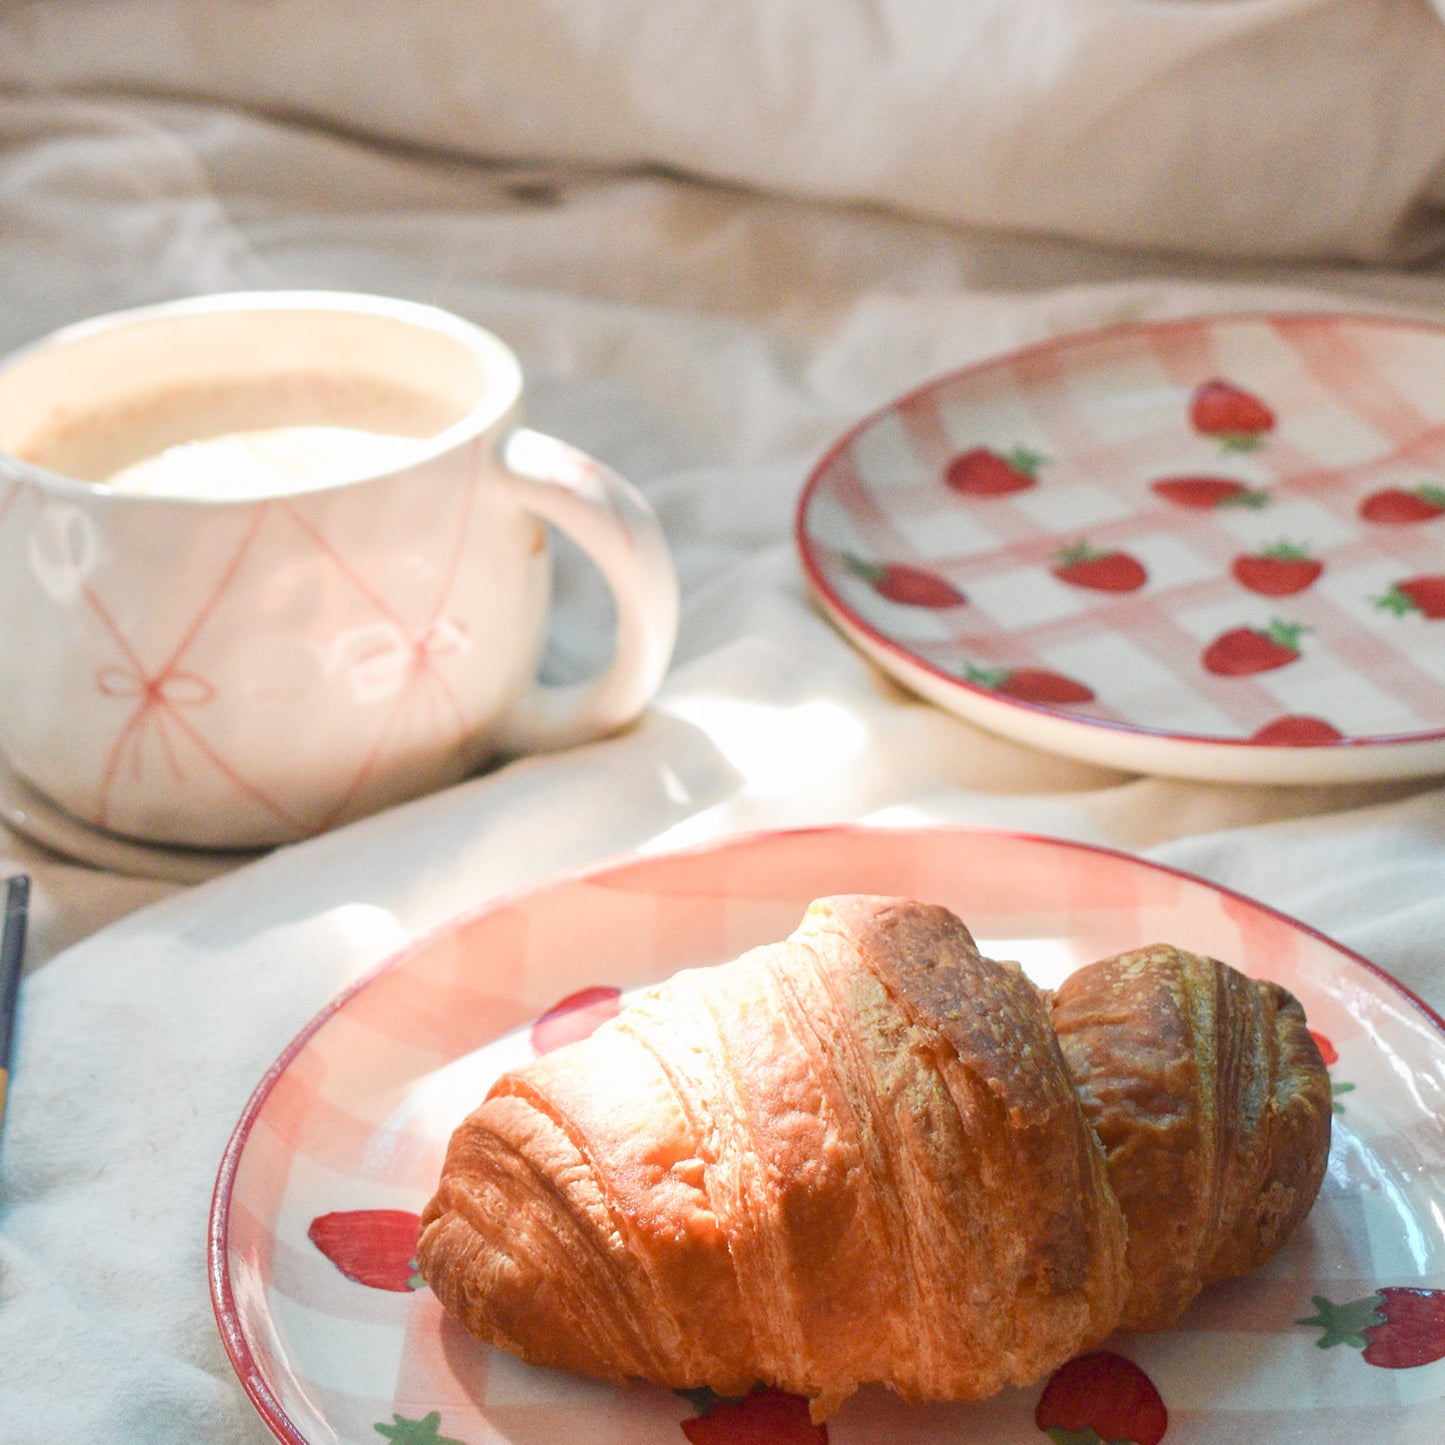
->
xmin=0 ymin=291 xmax=679 ymax=848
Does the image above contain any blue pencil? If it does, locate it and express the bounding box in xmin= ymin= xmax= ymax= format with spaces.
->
xmin=0 ymin=874 xmax=30 ymax=1136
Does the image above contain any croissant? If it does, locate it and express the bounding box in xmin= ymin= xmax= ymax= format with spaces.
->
xmin=417 ymin=894 xmax=1331 ymax=1418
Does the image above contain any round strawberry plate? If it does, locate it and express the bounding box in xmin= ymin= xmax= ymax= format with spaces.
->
xmin=210 ymin=824 xmax=1445 ymax=1445
xmin=796 ymin=312 xmax=1445 ymax=783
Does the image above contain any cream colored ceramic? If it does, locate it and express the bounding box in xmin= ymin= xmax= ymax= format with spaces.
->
xmin=0 ymin=292 xmax=678 ymax=848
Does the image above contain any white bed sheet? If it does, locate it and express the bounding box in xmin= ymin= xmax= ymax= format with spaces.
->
xmin=7 ymin=0 xmax=1445 ymax=262
xmin=1 ymin=54 xmax=1445 ymax=1443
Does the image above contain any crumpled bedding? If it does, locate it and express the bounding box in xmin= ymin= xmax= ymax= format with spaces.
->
xmin=6 ymin=0 xmax=1445 ymax=262
xmin=3 ymin=9 xmax=1445 ymax=1442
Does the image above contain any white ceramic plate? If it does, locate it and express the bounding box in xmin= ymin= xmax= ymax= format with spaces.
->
xmin=210 ymin=824 xmax=1445 ymax=1445
xmin=797 ymin=313 xmax=1445 ymax=783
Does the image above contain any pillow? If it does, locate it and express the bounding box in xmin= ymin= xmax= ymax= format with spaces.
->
xmin=4 ymin=0 xmax=1445 ymax=263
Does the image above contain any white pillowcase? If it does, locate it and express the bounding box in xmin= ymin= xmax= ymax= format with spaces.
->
xmin=4 ymin=0 xmax=1445 ymax=263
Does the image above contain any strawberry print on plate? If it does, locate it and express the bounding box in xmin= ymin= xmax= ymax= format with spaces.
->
xmin=210 ymin=824 xmax=1445 ymax=1445
xmin=795 ymin=313 xmax=1445 ymax=783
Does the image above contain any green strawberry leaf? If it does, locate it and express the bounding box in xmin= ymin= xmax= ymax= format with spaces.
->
xmin=1219 ymin=432 xmax=1266 ymax=453
xmin=1296 ymin=1293 xmax=1385 ymax=1349
xmin=675 ymin=1385 xmax=741 ymax=1417
xmin=1331 ymin=1080 xmax=1356 ymax=1115
xmin=1219 ymin=487 xmax=1270 ymax=508
xmin=1006 ymin=445 xmax=1048 ymax=475
xmin=1374 ymin=586 xmax=1416 ymax=617
xmin=840 ymin=551 xmax=883 ymax=585
xmin=1260 ymin=540 xmax=1312 ymax=561
xmin=961 ymin=663 xmax=1011 ymax=690
xmin=373 ymin=1411 xmax=465 ymax=1445
xmin=1056 ymin=539 xmax=1100 ymax=566
xmin=1265 ymin=618 xmax=1308 ymax=652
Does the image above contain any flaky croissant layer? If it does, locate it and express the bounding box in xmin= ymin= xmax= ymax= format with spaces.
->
xmin=418 ymin=895 xmax=1331 ymax=1418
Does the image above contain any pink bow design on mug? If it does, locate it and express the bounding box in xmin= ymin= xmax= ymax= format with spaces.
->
xmin=96 ymin=664 xmax=216 ymax=710
xmin=331 ymin=616 xmax=471 ymax=705
xmin=96 ymin=662 xmax=217 ymax=785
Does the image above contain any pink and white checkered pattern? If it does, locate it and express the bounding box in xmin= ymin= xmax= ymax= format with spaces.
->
xmin=798 ymin=314 xmax=1445 ymax=776
xmin=211 ymin=824 xmax=1445 ymax=1444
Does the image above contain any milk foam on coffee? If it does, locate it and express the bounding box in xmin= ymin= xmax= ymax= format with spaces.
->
xmin=13 ymin=371 xmax=461 ymax=498
xmin=103 ymin=426 xmax=425 ymax=499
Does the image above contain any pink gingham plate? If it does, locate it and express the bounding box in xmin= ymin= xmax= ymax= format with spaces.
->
xmin=210 ymin=824 xmax=1445 ymax=1444
xmin=797 ymin=313 xmax=1445 ymax=783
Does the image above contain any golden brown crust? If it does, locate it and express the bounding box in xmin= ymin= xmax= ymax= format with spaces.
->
xmin=816 ymin=897 xmax=1121 ymax=1302
xmin=790 ymin=898 xmax=1128 ymax=1406
xmin=1049 ymin=943 xmax=1332 ymax=1329
xmin=419 ymin=901 xmax=1331 ymax=1416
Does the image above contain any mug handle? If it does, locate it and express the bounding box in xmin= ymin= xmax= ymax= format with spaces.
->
xmin=493 ymin=427 xmax=679 ymax=753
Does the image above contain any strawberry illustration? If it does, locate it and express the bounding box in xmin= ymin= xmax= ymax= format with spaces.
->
xmin=1052 ymin=541 xmax=1148 ymax=593
xmin=308 ymin=1209 xmax=423 ymax=1291
xmin=963 ymin=663 xmax=1096 ymax=706
xmin=531 ymin=985 xmax=623 ymax=1054
xmin=1375 ymin=575 xmax=1445 ymax=620
xmin=1201 ymin=619 xmax=1306 ymax=676
xmin=1303 ymin=1030 xmax=1355 ymax=1111
xmin=1230 ymin=543 xmax=1322 ymax=597
xmin=1150 ymin=475 xmax=1268 ymax=510
xmin=1298 ymin=1288 xmax=1445 ymax=1368
xmin=680 ymin=1388 xmax=827 ymax=1443
xmin=1189 ymin=379 xmax=1275 ymax=450
xmin=1034 ymin=1351 xmax=1168 ymax=1445
xmin=1358 ymin=484 xmax=1445 ymax=524
xmin=1249 ymin=715 xmax=1344 ymax=746
xmin=374 ymin=1413 xmax=465 ymax=1445
xmin=841 ymin=552 xmax=967 ymax=608
xmin=944 ymin=445 xmax=1046 ymax=496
